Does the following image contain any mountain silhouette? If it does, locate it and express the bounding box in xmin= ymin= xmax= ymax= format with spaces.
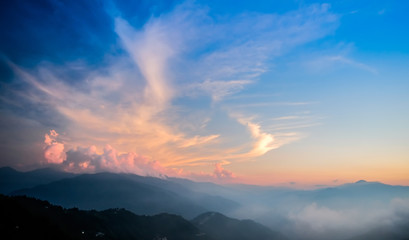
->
xmin=0 ymin=167 xmax=75 ymax=194
xmin=11 ymin=172 xmax=239 ymax=218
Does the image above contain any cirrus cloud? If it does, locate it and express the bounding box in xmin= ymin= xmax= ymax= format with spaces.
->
xmin=2 ymin=2 xmax=338 ymax=174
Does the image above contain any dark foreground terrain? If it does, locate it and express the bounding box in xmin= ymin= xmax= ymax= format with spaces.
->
xmin=0 ymin=194 xmax=286 ymax=240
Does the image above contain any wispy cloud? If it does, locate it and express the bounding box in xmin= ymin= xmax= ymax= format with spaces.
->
xmin=234 ymin=117 xmax=302 ymax=159
xmin=305 ymin=55 xmax=378 ymax=74
xmin=228 ymin=101 xmax=318 ymax=109
xmin=2 ymin=2 xmax=339 ymax=174
xmin=197 ymin=80 xmax=253 ymax=101
xmin=237 ymin=118 xmax=278 ymax=157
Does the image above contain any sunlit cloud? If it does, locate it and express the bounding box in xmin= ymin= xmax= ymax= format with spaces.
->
xmin=2 ymin=2 xmax=338 ymax=176
xmin=43 ymin=129 xmax=237 ymax=183
xmin=234 ymin=118 xmax=301 ymax=159
xmin=44 ymin=130 xmax=66 ymax=164
xmin=187 ymin=162 xmax=237 ymax=183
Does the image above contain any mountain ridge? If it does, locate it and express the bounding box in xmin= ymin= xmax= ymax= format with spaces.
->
xmin=10 ymin=171 xmax=239 ymax=218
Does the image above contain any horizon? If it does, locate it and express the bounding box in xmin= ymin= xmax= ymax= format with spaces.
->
xmin=1 ymin=0 xmax=409 ymax=188
xmin=1 ymin=165 xmax=403 ymax=190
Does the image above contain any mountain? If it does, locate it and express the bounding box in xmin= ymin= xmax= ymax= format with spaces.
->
xmin=192 ymin=212 xmax=288 ymax=240
xmin=0 ymin=167 xmax=75 ymax=194
xmin=189 ymin=179 xmax=409 ymax=213
xmin=0 ymin=194 xmax=212 ymax=240
xmin=307 ymin=180 xmax=409 ymax=210
xmin=11 ymin=172 xmax=239 ymax=218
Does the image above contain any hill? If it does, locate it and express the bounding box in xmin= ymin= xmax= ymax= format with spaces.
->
xmin=11 ymin=172 xmax=239 ymax=218
xmin=0 ymin=194 xmax=211 ymax=240
xmin=0 ymin=167 xmax=75 ymax=194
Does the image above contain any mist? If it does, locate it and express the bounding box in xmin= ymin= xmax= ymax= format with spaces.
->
xmin=171 ymin=179 xmax=409 ymax=240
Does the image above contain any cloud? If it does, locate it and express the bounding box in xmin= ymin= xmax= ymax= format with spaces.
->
xmin=42 ymin=130 xmax=180 ymax=177
xmin=115 ymin=17 xmax=175 ymax=111
xmin=178 ymin=134 xmax=220 ymax=148
xmin=43 ymin=130 xmax=66 ymax=164
xmin=62 ymin=144 xmax=173 ymax=177
xmin=198 ymin=80 xmax=253 ymax=101
xmin=245 ymin=120 xmax=277 ymax=156
xmin=285 ymin=198 xmax=409 ymax=240
xmin=187 ymin=162 xmax=237 ymax=183
xmin=305 ymin=55 xmax=378 ymax=74
xmin=213 ymin=162 xmax=235 ymax=179
xmin=289 ymin=203 xmax=357 ymax=232
xmin=2 ymin=2 xmax=338 ymax=171
xmin=42 ymin=131 xmax=236 ymax=183
xmin=234 ymin=118 xmax=301 ymax=159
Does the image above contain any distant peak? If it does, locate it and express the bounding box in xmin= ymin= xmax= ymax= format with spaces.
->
xmin=355 ymin=180 xmax=367 ymax=184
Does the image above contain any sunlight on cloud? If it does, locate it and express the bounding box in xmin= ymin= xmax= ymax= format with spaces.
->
xmin=4 ymin=2 xmax=339 ymax=177
xmin=238 ymin=119 xmax=278 ymax=157
xmin=43 ymin=129 xmax=236 ymax=182
xmin=234 ymin=118 xmax=302 ymax=159
xmin=44 ymin=130 xmax=66 ymax=164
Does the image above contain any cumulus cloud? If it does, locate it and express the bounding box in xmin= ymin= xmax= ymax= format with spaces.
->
xmin=43 ymin=130 xmax=66 ymax=164
xmin=188 ymin=162 xmax=237 ymax=183
xmin=42 ymin=129 xmax=236 ymax=182
xmin=213 ymin=162 xmax=235 ymax=179
xmin=62 ymin=144 xmax=172 ymax=177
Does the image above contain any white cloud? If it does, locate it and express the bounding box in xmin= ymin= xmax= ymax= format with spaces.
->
xmin=286 ymin=198 xmax=409 ymax=239
xmin=198 ymin=80 xmax=253 ymax=101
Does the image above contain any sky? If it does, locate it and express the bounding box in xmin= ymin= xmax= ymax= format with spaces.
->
xmin=0 ymin=0 xmax=408 ymax=187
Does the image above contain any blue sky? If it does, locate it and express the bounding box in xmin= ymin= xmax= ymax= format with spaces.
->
xmin=0 ymin=0 xmax=408 ymax=186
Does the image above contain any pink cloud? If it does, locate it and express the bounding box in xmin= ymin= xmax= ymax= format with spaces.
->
xmin=214 ymin=162 xmax=235 ymax=179
xmin=185 ymin=163 xmax=237 ymax=183
xmin=43 ymin=130 xmax=66 ymax=164
xmin=43 ymin=130 xmax=237 ymax=183
xmin=62 ymin=144 xmax=171 ymax=177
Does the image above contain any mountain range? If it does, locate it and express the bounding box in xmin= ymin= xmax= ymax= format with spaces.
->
xmin=1 ymin=167 xmax=409 ymax=240
xmin=8 ymin=170 xmax=239 ymax=219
